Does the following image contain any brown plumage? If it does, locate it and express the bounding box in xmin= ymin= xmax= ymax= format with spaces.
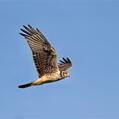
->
xmin=18 ymin=25 xmax=72 ymax=88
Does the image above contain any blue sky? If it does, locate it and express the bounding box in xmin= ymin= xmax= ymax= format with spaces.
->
xmin=0 ymin=0 xmax=119 ymax=119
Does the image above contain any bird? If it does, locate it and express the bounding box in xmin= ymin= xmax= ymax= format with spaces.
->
xmin=18 ymin=25 xmax=72 ymax=88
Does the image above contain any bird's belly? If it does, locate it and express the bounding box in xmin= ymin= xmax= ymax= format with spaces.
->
xmin=33 ymin=72 xmax=62 ymax=85
xmin=44 ymin=71 xmax=62 ymax=82
xmin=46 ymin=74 xmax=60 ymax=81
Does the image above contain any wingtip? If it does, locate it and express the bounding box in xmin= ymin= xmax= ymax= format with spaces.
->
xmin=18 ymin=82 xmax=32 ymax=88
xmin=23 ymin=25 xmax=26 ymax=28
xmin=28 ymin=24 xmax=32 ymax=28
xmin=19 ymin=32 xmax=26 ymax=37
xmin=60 ymin=60 xmax=65 ymax=64
xmin=62 ymin=57 xmax=69 ymax=63
xmin=23 ymin=25 xmax=28 ymax=30
xmin=60 ymin=57 xmax=72 ymax=64
xmin=67 ymin=57 xmax=71 ymax=63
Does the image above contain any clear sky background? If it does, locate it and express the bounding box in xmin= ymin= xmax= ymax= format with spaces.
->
xmin=0 ymin=0 xmax=119 ymax=119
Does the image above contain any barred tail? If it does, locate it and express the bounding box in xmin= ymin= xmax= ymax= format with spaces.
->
xmin=18 ymin=82 xmax=32 ymax=88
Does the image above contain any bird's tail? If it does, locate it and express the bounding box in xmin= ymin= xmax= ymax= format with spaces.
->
xmin=18 ymin=82 xmax=32 ymax=88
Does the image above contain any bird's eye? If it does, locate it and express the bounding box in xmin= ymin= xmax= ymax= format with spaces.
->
xmin=63 ymin=72 xmax=68 ymax=76
xmin=63 ymin=72 xmax=66 ymax=74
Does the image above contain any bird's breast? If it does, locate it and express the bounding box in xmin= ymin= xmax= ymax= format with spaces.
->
xmin=45 ymin=70 xmax=61 ymax=81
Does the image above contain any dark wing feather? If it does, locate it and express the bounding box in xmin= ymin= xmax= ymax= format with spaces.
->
xmin=58 ymin=57 xmax=72 ymax=71
xmin=20 ymin=25 xmax=58 ymax=77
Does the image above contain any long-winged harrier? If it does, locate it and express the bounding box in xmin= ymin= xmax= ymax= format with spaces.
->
xmin=18 ymin=25 xmax=72 ymax=88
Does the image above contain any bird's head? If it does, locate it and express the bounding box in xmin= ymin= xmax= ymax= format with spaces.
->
xmin=60 ymin=71 xmax=70 ymax=78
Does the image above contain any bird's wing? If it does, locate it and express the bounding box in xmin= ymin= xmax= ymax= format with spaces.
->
xmin=58 ymin=57 xmax=72 ymax=71
xmin=20 ymin=25 xmax=58 ymax=77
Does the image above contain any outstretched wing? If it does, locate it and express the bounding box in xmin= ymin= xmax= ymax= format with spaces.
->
xmin=58 ymin=57 xmax=72 ymax=71
xmin=20 ymin=25 xmax=58 ymax=77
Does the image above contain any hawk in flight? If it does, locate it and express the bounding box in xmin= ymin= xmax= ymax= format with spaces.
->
xmin=18 ymin=25 xmax=72 ymax=88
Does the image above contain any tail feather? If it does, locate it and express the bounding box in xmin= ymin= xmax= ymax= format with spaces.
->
xmin=18 ymin=82 xmax=32 ymax=88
